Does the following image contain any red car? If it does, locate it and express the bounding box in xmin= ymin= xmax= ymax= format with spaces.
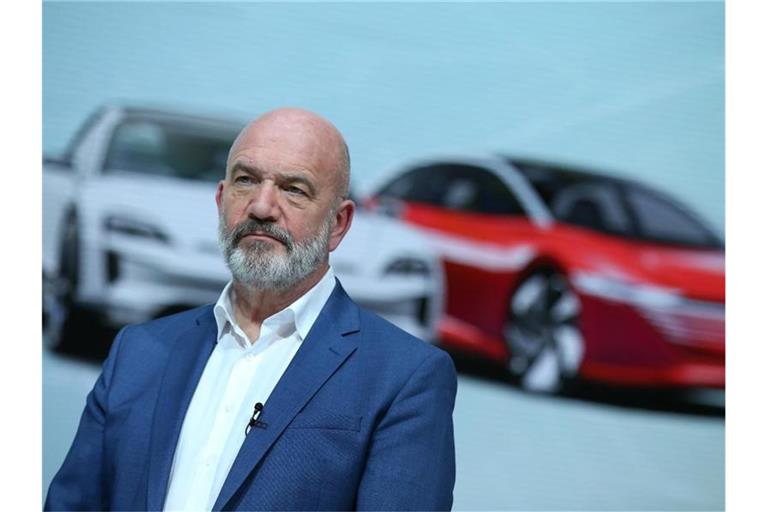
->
xmin=365 ymin=156 xmax=724 ymax=393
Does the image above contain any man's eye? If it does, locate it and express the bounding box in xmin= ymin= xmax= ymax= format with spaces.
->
xmin=234 ymin=175 xmax=253 ymax=184
xmin=285 ymin=186 xmax=307 ymax=196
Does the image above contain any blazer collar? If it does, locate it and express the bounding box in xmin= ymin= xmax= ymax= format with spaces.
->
xmin=144 ymin=280 xmax=360 ymax=511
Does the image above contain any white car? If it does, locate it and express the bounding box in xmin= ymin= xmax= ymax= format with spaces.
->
xmin=43 ymin=105 xmax=442 ymax=351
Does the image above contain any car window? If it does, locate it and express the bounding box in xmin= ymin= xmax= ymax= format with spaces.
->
xmin=551 ymin=182 xmax=632 ymax=236
xmin=103 ymin=119 xmax=236 ymax=182
xmin=438 ymin=165 xmax=524 ymax=215
xmin=378 ymin=164 xmax=444 ymax=204
xmin=379 ymin=163 xmax=524 ymax=215
xmin=624 ymin=185 xmax=721 ymax=248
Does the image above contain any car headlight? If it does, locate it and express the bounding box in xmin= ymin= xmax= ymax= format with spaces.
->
xmin=105 ymin=215 xmax=170 ymax=243
xmin=384 ymin=257 xmax=431 ymax=276
xmin=571 ymin=271 xmax=682 ymax=308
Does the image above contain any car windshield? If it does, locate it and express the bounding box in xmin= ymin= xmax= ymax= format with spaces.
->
xmin=510 ymin=160 xmax=722 ymax=249
xmin=104 ymin=118 xmax=239 ymax=183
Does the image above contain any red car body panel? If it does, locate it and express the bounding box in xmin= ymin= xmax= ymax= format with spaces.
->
xmin=377 ymin=198 xmax=725 ymax=389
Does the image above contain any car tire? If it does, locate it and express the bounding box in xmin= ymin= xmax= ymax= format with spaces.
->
xmin=44 ymin=214 xmax=91 ymax=353
xmin=503 ymin=269 xmax=585 ymax=393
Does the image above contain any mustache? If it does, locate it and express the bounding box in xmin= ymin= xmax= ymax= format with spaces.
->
xmin=230 ymin=219 xmax=294 ymax=251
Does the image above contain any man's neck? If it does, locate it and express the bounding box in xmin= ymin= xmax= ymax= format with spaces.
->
xmin=230 ymin=264 xmax=329 ymax=342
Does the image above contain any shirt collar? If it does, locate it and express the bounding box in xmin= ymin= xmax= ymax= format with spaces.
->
xmin=213 ymin=267 xmax=337 ymax=344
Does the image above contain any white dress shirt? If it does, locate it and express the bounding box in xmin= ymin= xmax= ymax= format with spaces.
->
xmin=163 ymin=268 xmax=337 ymax=511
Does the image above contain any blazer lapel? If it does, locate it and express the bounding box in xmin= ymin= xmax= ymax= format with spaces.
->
xmin=212 ymin=282 xmax=361 ymax=511
xmin=146 ymin=307 xmax=218 ymax=511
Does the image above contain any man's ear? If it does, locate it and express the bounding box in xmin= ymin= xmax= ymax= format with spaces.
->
xmin=328 ymin=199 xmax=356 ymax=253
xmin=215 ymin=181 xmax=224 ymax=210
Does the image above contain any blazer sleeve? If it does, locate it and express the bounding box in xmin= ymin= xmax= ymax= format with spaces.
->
xmin=44 ymin=327 xmax=127 ymax=511
xmin=356 ymin=349 xmax=458 ymax=511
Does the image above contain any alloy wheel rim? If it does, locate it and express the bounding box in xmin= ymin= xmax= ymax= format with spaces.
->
xmin=504 ymin=272 xmax=584 ymax=392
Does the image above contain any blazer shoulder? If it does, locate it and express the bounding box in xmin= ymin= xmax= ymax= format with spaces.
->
xmin=100 ymin=304 xmax=216 ymax=383
xmin=119 ymin=303 xmax=214 ymax=347
xmin=353 ymin=305 xmax=457 ymax=415
xmin=143 ymin=303 xmax=214 ymax=329
xmin=356 ymin=306 xmax=450 ymax=363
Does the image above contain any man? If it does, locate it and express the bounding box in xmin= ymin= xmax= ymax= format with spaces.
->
xmin=45 ymin=108 xmax=457 ymax=511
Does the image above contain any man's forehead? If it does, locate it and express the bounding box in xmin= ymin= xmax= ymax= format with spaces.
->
xmin=227 ymin=138 xmax=330 ymax=176
xmin=229 ymin=118 xmax=338 ymax=170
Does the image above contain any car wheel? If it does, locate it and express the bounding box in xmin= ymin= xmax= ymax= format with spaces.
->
xmin=44 ymin=215 xmax=89 ymax=353
xmin=43 ymin=270 xmax=66 ymax=350
xmin=503 ymin=270 xmax=585 ymax=393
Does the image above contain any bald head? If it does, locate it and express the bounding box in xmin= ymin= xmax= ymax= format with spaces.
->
xmin=227 ymin=108 xmax=350 ymax=200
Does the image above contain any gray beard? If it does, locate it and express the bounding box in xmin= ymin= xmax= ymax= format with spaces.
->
xmin=218 ymin=212 xmax=333 ymax=291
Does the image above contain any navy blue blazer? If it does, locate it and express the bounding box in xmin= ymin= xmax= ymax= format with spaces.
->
xmin=45 ymin=282 xmax=457 ymax=511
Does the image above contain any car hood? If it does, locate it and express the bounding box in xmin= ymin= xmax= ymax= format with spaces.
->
xmin=82 ymin=174 xmax=222 ymax=257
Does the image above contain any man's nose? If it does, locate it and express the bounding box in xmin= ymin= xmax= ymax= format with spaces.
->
xmin=246 ymin=181 xmax=281 ymax=221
